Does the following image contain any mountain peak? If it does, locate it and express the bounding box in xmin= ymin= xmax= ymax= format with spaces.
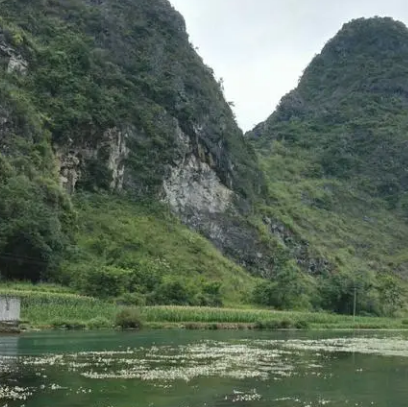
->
xmin=312 ymin=17 xmax=408 ymax=68
xmin=250 ymin=16 xmax=408 ymax=200
xmin=296 ymin=16 xmax=408 ymax=102
xmin=248 ymin=16 xmax=408 ymax=134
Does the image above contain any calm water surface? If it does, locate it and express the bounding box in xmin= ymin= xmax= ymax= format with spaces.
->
xmin=1 ymin=329 xmax=408 ymax=407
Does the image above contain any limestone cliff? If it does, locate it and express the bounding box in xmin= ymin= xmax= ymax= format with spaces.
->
xmin=0 ymin=0 xmax=271 ymax=278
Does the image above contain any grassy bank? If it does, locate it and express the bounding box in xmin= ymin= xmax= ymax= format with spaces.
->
xmin=1 ymin=286 xmax=407 ymax=331
xmin=0 ymin=285 xmax=117 ymax=329
xmin=139 ymin=306 xmax=408 ymax=330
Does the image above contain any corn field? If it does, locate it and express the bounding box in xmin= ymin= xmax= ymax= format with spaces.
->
xmin=0 ymin=286 xmax=406 ymax=330
xmin=0 ymin=288 xmax=117 ymax=327
xmin=139 ymin=306 xmax=407 ymax=329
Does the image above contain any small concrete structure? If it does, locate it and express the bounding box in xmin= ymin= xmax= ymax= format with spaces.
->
xmin=0 ymin=296 xmax=21 ymax=324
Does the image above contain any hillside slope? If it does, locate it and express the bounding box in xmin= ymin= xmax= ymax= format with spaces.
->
xmin=248 ymin=17 xmax=408 ymax=315
xmin=3 ymin=5 xmax=408 ymax=315
xmin=0 ymin=0 xmax=271 ymax=304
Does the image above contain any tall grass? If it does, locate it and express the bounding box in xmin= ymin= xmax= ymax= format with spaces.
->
xmin=1 ymin=285 xmax=406 ymax=330
xmin=139 ymin=306 xmax=407 ymax=329
xmin=0 ymin=287 xmax=117 ymax=328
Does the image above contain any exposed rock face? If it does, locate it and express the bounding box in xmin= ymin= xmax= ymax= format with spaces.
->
xmin=6 ymin=54 xmax=27 ymax=74
xmin=104 ymin=127 xmax=130 ymax=191
xmin=163 ymin=125 xmax=233 ymax=216
xmin=55 ymin=127 xmax=130 ymax=193
xmin=55 ymin=148 xmax=81 ymax=194
xmin=0 ymin=35 xmax=28 ymax=75
xmin=0 ymin=108 xmax=10 ymax=144
xmin=157 ymin=122 xmax=272 ymax=276
xmin=163 ymin=154 xmax=233 ymax=214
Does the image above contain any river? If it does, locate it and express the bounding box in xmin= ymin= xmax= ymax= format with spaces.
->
xmin=1 ymin=330 xmax=408 ymax=406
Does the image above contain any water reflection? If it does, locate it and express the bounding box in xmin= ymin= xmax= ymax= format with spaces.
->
xmin=0 ymin=334 xmax=19 ymax=375
xmin=1 ymin=330 xmax=408 ymax=407
xmin=0 ymin=334 xmax=19 ymax=356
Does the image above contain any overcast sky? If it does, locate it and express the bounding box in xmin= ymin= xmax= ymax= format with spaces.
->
xmin=169 ymin=0 xmax=408 ymax=131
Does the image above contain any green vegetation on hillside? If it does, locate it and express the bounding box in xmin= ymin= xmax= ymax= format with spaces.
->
xmin=0 ymin=189 xmax=259 ymax=307
xmin=0 ymin=0 xmax=263 ymax=197
xmin=61 ymin=193 xmax=257 ymax=306
xmin=248 ymin=17 xmax=408 ymax=316
xmin=0 ymin=82 xmax=75 ymax=282
xmin=0 ymin=0 xmax=264 ymax=305
xmin=2 ymin=3 xmax=408 ymax=320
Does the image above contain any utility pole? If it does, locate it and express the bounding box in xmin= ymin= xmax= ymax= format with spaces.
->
xmin=353 ymin=285 xmax=357 ymax=322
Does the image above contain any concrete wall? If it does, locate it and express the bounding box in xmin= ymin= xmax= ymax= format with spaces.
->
xmin=0 ymin=297 xmax=21 ymax=322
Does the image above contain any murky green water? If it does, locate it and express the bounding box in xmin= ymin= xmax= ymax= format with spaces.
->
xmin=1 ymin=330 xmax=408 ymax=407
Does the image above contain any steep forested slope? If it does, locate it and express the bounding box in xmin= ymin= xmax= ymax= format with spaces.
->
xmin=2 ymin=3 xmax=408 ymax=316
xmin=248 ymin=17 xmax=408 ymax=315
xmin=0 ymin=0 xmax=269 ymax=305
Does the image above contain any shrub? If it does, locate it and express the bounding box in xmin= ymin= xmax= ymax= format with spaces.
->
xmin=201 ymin=282 xmax=223 ymax=307
xmin=184 ymin=323 xmax=201 ymax=330
xmin=252 ymin=261 xmax=314 ymax=310
xmin=127 ymin=260 xmax=164 ymax=293
xmin=151 ymin=279 xmax=197 ymax=305
xmin=50 ymin=319 xmax=87 ymax=330
xmin=254 ymin=319 xmax=295 ymax=330
xmin=115 ymin=308 xmax=142 ymax=330
xmin=87 ymin=316 xmax=111 ymax=329
xmin=252 ymin=282 xmax=278 ymax=307
xmin=279 ymin=318 xmax=294 ymax=329
xmin=116 ymin=292 xmax=146 ymax=306
xmin=295 ymin=319 xmax=310 ymax=329
xmin=81 ymin=266 xmax=131 ymax=299
xmin=255 ymin=321 xmax=277 ymax=330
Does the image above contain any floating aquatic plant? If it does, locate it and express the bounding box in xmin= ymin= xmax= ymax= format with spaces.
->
xmin=1 ymin=335 xmax=406 ymax=406
xmin=0 ymin=385 xmax=33 ymax=401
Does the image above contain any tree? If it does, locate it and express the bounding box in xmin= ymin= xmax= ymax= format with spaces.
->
xmin=0 ymin=174 xmax=72 ymax=282
xmin=318 ymin=269 xmax=378 ymax=315
xmin=377 ymin=274 xmax=406 ymax=316
xmin=252 ymin=261 xmax=314 ymax=310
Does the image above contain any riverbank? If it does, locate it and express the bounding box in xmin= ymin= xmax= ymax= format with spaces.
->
xmin=140 ymin=306 xmax=408 ymax=330
xmin=1 ymin=285 xmax=408 ymax=331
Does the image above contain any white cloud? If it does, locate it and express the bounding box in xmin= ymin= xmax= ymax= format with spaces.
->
xmin=170 ymin=0 xmax=408 ymax=131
